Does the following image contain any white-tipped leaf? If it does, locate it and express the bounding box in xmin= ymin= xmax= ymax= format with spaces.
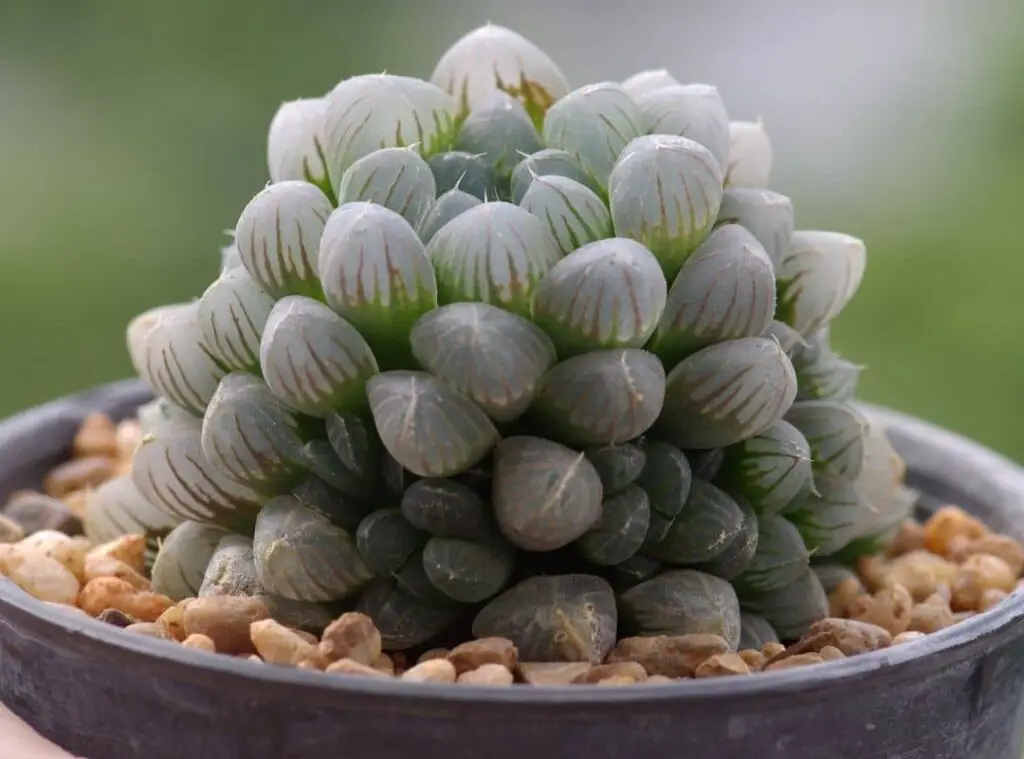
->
xmin=716 ymin=187 xmax=794 ymax=269
xmin=454 ymin=91 xmax=542 ymax=177
xmin=84 ymin=474 xmax=184 ymax=545
xmin=510 ymin=148 xmax=599 ymax=204
xmin=266 ymin=97 xmax=329 ymax=186
xmin=785 ymin=400 xmax=868 ymax=480
xmin=775 ymin=231 xmax=867 ymax=335
xmin=726 ymin=119 xmax=773 ymax=188
xmin=621 ymin=69 xmax=680 ymax=99
xmin=427 ymin=151 xmax=498 ymax=200
xmin=234 ymin=180 xmax=333 ymax=300
xmin=198 ymin=267 xmax=275 ymax=374
xmin=417 ymin=189 xmax=482 ymax=244
xmin=337 ymin=147 xmax=437 ymax=229
xmin=635 ymin=84 xmax=730 ymax=170
xmin=520 ymin=174 xmax=611 ymax=254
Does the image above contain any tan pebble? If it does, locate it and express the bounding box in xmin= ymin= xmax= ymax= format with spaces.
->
xmin=979 ymin=588 xmax=1009 ymax=612
xmin=595 ymin=675 xmax=638 ymax=687
xmin=951 ymin=554 xmax=1016 ymax=612
xmin=125 ymin=622 xmax=172 ymax=640
xmin=828 ymin=577 xmax=865 ymax=618
xmin=644 ymin=675 xmax=675 ymax=684
xmin=694 ymin=653 xmax=751 ymax=678
xmin=949 ymin=535 xmax=1024 ymax=577
xmin=62 ymin=490 xmax=90 ymax=521
xmin=765 ymin=653 xmax=825 ymax=671
xmin=72 ymin=413 xmax=119 ymax=459
xmin=296 ymin=659 xmax=323 ymax=671
xmin=847 ymin=584 xmax=914 ymax=636
xmin=318 ymin=612 xmax=382 ymax=666
xmin=43 ymin=456 xmax=117 ymax=498
xmin=819 ymin=646 xmax=846 ymax=661
xmin=923 ymin=506 xmax=989 ymax=556
xmin=83 ymin=554 xmax=150 ymax=591
xmin=18 ymin=531 xmax=90 ymax=580
xmin=326 ymin=658 xmax=392 ymax=678
xmin=247 ymin=655 xmax=263 ymax=663
xmin=417 ymin=648 xmax=450 ymax=664
xmin=182 ymin=633 xmax=216 ymax=652
xmin=87 ymin=535 xmax=147 ymax=574
xmin=515 ymin=661 xmax=593 ymax=686
xmin=4 ymin=551 xmax=80 ymax=604
xmin=855 ymin=555 xmax=889 ymax=593
xmin=156 ymin=600 xmax=194 ymax=641
xmin=447 ymin=637 xmax=518 ymax=675
xmin=97 ymin=608 xmax=137 ymax=627
xmin=880 ymin=550 xmax=959 ymax=602
xmin=606 ymin=634 xmax=729 ymax=678
xmin=371 ymin=653 xmax=395 ymax=675
xmin=886 ymin=519 xmax=925 ymax=557
xmin=892 ymin=631 xmax=927 ymax=645
xmin=78 ymin=577 xmax=173 ymax=622
xmin=762 ymin=642 xmax=786 ymax=658
xmin=908 ymin=594 xmax=956 ymax=634
xmin=780 ymin=618 xmax=891 ymax=660
xmin=572 ymin=661 xmax=647 ymax=684
xmin=251 ymin=619 xmax=321 ymax=667
xmin=115 ymin=420 xmax=143 ymax=461
xmin=182 ymin=595 xmax=270 ymax=654
xmin=0 ymin=515 xmax=25 ymax=544
xmin=0 ymin=543 xmax=16 ymax=573
xmin=401 ymin=658 xmax=457 ymax=683
xmin=457 ymin=663 xmax=514 ymax=686
xmin=738 ymin=649 xmax=766 ymax=670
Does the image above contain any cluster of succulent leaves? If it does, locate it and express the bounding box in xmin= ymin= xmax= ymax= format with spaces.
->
xmin=89 ymin=24 xmax=919 ymax=660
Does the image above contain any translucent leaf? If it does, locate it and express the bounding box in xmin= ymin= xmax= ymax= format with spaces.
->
xmin=716 ymin=419 xmax=814 ymax=515
xmin=621 ymin=68 xmax=679 ymax=99
xmin=648 ymin=224 xmax=776 ymax=369
xmin=635 ymin=440 xmax=692 ymax=519
xmin=319 ymin=202 xmax=437 ymax=369
xmin=417 ymin=188 xmax=483 ymax=244
xmin=132 ymin=417 xmax=264 ymax=528
xmin=151 ymin=521 xmax=231 ymax=601
xmin=775 ymin=230 xmax=867 ymax=335
xmin=738 ymin=612 xmax=780 ymax=650
xmin=510 ymin=148 xmax=600 ymax=204
xmin=234 ymin=180 xmax=333 ymax=299
xmin=426 ymin=201 xmax=561 ymax=316
xmin=543 ymin=83 xmax=644 ymax=192
xmin=258 ymin=295 xmax=378 ymax=417
xmin=786 ymin=466 xmax=867 ymax=556
xmin=422 ymin=537 xmax=517 ymax=603
xmin=136 ymin=396 xmax=195 ymax=437
xmin=576 ymin=484 xmax=651 ymax=566
xmin=716 ymin=187 xmax=794 ymax=269
xmin=584 ymin=442 xmax=646 ymax=496
xmin=220 ymin=242 xmax=244 ymax=273
xmin=323 ymin=73 xmax=457 ymax=186
xmin=409 ymin=302 xmax=556 ymax=423
xmin=643 ymin=479 xmax=745 ymax=564
xmin=609 ymin=134 xmax=725 ymax=280
xmin=430 ymin=23 xmax=570 ymax=129
xmin=792 ymin=335 xmax=862 ymax=402
xmin=337 ymin=147 xmax=437 ymax=229
xmin=83 ymin=474 xmax=183 ymax=546
xmin=492 ymin=436 xmax=603 ymax=552
xmin=531 ymin=237 xmax=667 ymax=356
xmin=763 ymin=320 xmax=807 ymax=356
xmin=357 ymin=577 xmax=461 ymax=650
xmin=266 ymin=97 xmax=329 ymax=186
xmin=427 ymin=150 xmax=498 ymax=200
xmin=635 ymin=83 xmax=730 ymax=170
xmin=400 ymin=477 xmax=496 ymax=541
xmin=455 ymin=91 xmax=542 ymax=178
xmin=619 ymin=569 xmax=741 ymax=648
xmin=531 ymin=349 xmax=666 ymax=446
xmin=355 ymin=507 xmax=426 ymax=576
xmin=520 ymin=174 xmax=612 ymax=254
xmin=725 ymin=119 xmax=773 ymax=189
xmin=691 ymin=499 xmax=759 ymax=581
xmin=656 ymin=336 xmax=798 ymax=450
xmin=739 ymin=567 xmax=827 ymax=642
xmin=731 ymin=514 xmax=810 ymax=597
xmin=291 ymin=475 xmax=371 ymax=533
xmin=785 ymin=400 xmax=868 ymax=480
xmin=198 ymin=267 xmax=275 ymax=374
xmin=128 ymin=302 xmax=225 ymax=416
xmin=367 ymin=370 xmax=499 ymax=478
xmin=323 ymin=411 xmax=383 ymax=500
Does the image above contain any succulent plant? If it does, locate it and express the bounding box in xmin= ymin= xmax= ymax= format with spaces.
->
xmin=115 ymin=23 xmax=912 ymax=656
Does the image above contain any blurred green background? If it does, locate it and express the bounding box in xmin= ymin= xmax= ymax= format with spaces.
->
xmin=1 ymin=1 xmax=1022 ymax=458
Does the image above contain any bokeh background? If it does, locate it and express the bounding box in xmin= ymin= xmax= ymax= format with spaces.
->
xmin=2 ymin=1 xmax=1023 ymax=457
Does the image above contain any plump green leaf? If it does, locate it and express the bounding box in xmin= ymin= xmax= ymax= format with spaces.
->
xmin=635 ymin=440 xmax=692 ymax=519
xmin=776 ymin=230 xmax=867 ymax=335
xmin=151 ymin=521 xmax=231 ymax=602
xmin=417 ymin=189 xmax=483 ymax=244
xmin=422 ymin=536 xmax=517 ymax=603
xmin=716 ymin=187 xmax=794 ymax=270
xmin=427 ymin=151 xmax=498 ymax=200
xmin=731 ymin=514 xmax=810 ymax=597
xmin=576 ymin=484 xmax=651 ymax=566
xmin=716 ymin=419 xmax=814 ymax=515
xmin=785 ymin=400 xmax=868 ymax=480
xmin=291 ymin=475 xmax=372 ymax=533
xmin=323 ymin=411 xmax=383 ymax=501
xmin=584 ymin=443 xmax=646 ymax=496
xmin=510 ymin=148 xmax=602 ymax=204
xmin=520 ymin=174 xmax=612 ymax=254
xmin=690 ymin=499 xmax=759 ymax=581
xmin=644 ymin=479 xmax=745 ymax=564
xmin=355 ymin=507 xmax=426 ymax=576
xmin=725 ymin=119 xmax=773 ymax=189
xmin=605 ymin=553 xmax=663 ymax=591
xmin=337 ymin=147 xmax=437 ymax=229
xmin=635 ymin=83 xmax=730 ymax=170
xmin=738 ymin=612 xmax=780 ymax=650
xmin=739 ymin=567 xmax=828 ymax=641
xmin=197 ymin=267 xmax=275 ymax=374
xmin=455 ymin=91 xmax=542 ymax=179
xmin=400 ymin=477 xmax=496 ymax=541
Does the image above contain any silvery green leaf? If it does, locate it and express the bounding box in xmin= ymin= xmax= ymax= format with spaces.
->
xmin=785 ymin=400 xmax=868 ymax=480
xmin=455 ymin=91 xmax=542 ymax=178
xmin=427 ymin=150 xmax=498 ymax=200
xmin=785 ymin=466 xmax=867 ymax=556
xmin=430 ymin=23 xmax=570 ymax=129
xmin=775 ymin=230 xmax=867 ymax=335
xmin=763 ymin=320 xmax=807 ymax=356
xmin=643 ymin=479 xmax=745 ymax=565
xmin=726 ymin=119 xmax=773 ymax=188
xmin=151 ymin=521 xmax=231 ymax=601
xmin=400 ymin=478 xmax=495 ymax=541
xmin=417 ymin=189 xmax=482 ymax=244
xmin=717 ymin=420 xmax=813 ymax=515
xmin=137 ymin=396 xmax=195 ymax=436
xmin=323 ymin=73 xmax=457 ymax=186
xmin=337 ymin=147 xmax=437 ymax=229
xmin=731 ymin=514 xmax=810 ymax=597
xmin=510 ymin=148 xmax=600 ymax=204
xmin=793 ymin=341 xmax=862 ymax=402
xmin=409 ymin=302 xmax=556 ymax=423
xmin=849 ymin=421 xmax=911 ymax=541
xmin=619 ymin=569 xmax=741 ymax=648
xmin=543 ymin=82 xmax=645 ymax=192
xmin=656 ymin=336 xmax=798 ymax=450
xmin=739 ymin=567 xmax=827 ymax=641
xmin=576 ymin=484 xmax=650 ymax=566
xmin=220 ymin=242 xmax=243 ymax=272
xmin=357 ymin=577 xmax=462 ymax=650
xmin=585 ymin=442 xmax=646 ymax=496
xmin=635 ymin=440 xmax=692 ymax=519
xmin=367 ymin=370 xmax=499 ymax=478
xmin=198 ymin=267 xmax=275 ymax=374
xmin=621 ymin=68 xmax=680 ymax=99
xmin=234 ymin=180 xmax=333 ymax=300
xmin=520 ymin=174 xmax=612 ymax=254
xmin=426 ymin=201 xmax=560 ymax=316
xmin=635 ymin=84 xmax=730 ymax=170
xmin=323 ymin=412 xmax=383 ymax=501
xmin=292 ymin=474 xmax=372 ymax=534
xmin=133 ymin=416 xmax=264 ymax=526
xmin=609 ymin=134 xmax=724 ymax=280
xmin=531 ymin=237 xmax=667 ymax=357
xmin=258 ymin=296 xmax=378 ymax=417
xmin=422 ymin=537 xmax=517 ymax=604
xmin=648 ymin=224 xmax=776 ymax=369
xmin=200 ymin=372 xmax=312 ymax=494
xmin=319 ymin=202 xmax=437 ymax=369
xmin=83 ymin=474 xmax=183 ymax=546
xmin=266 ymin=97 xmax=329 ymax=186
xmin=739 ymin=612 xmax=780 ymax=650
xmin=128 ymin=302 xmax=225 ymax=416
xmin=253 ymin=495 xmax=373 ymax=602
xmin=531 ymin=349 xmax=666 ymax=446
xmin=716 ymin=187 xmax=794 ymax=269
xmin=492 ymin=436 xmax=603 ymax=552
